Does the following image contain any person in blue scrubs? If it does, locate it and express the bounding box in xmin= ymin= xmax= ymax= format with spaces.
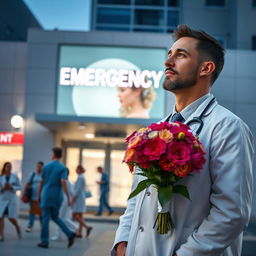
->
xmin=37 ymin=147 xmax=76 ymax=248
xmin=96 ymin=166 xmax=114 ymax=216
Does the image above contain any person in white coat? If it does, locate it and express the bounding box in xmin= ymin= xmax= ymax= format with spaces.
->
xmin=51 ymin=169 xmax=78 ymax=240
xmin=72 ymin=165 xmax=92 ymax=238
xmin=112 ymin=25 xmax=254 ymax=256
xmin=0 ymin=162 xmax=22 ymax=241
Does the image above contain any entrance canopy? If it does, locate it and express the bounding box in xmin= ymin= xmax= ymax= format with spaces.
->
xmin=35 ymin=113 xmax=159 ymax=143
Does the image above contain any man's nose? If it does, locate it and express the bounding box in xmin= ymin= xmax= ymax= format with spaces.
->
xmin=164 ymin=56 xmax=175 ymax=68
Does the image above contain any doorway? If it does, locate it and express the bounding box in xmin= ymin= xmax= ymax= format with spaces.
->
xmin=63 ymin=141 xmax=133 ymax=208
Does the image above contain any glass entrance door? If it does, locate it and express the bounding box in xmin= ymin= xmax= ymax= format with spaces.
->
xmin=81 ymin=149 xmax=105 ymax=206
xmin=109 ymin=150 xmax=133 ymax=207
xmin=64 ymin=144 xmax=134 ymax=209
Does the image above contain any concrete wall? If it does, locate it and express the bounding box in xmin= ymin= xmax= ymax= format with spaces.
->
xmin=182 ymin=0 xmax=230 ymax=46
xmin=236 ymin=0 xmax=256 ymax=49
xmin=0 ymin=41 xmax=27 ymax=131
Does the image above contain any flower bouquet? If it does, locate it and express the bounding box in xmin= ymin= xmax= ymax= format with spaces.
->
xmin=124 ymin=121 xmax=206 ymax=234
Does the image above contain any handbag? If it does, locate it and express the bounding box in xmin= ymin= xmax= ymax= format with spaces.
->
xmin=21 ymin=173 xmax=35 ymax=203
xmin=84 ymin=190 xmax=92 ymax=198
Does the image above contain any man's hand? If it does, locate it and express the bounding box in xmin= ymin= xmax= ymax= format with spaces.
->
xmin=116 ymin=241 xmax=127 ymax=256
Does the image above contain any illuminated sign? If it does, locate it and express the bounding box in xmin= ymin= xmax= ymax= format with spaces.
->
xmin=57 ymin=45 xmax=166 ymax=119
xmin=60 ymin=67 xmax=163 ymax=88
xmin=0 ymin=132 xmax=24 ymax=145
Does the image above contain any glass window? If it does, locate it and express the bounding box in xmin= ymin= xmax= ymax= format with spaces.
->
xmin=252 ymin=36 xmax=256 ymax=51
xmin=96 ymin=26 xmax=130 ymax=31
xmin=134 ymin=9 xmax=164 ymax=26
xmin=98 ymin=0 xmax=131 ymax=4
xmin=109 ymin=150 xmax=134 ymax=207
xmin=133 ymin=27 xmax=164 ymax=32
xmin=65 ymin=147 xmax=80 ymax=184
xmin=206 ymin=0 xmax=225 ymax=6
xmin=253 ymin=0 xmax=256 ymax=7
xmin=168 ymin=0 xmax=179 ymax=7
xmin=135 ymin=0 xmax=164 ymax=6
xmin=167 ymin=10 xmax=179 ymax=27
xmin=0 ymin=145 xmax=23 ymax=180
xmin=97 ymin=8 xmax=131 ymax=24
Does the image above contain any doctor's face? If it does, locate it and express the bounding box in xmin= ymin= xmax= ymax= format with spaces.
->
xmin=117 ymin=87 xmax=141 ymax=108
xmin=163 ymin=37 xmax=201 ymax=92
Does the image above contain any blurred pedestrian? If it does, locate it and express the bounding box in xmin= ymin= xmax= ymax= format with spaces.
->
xmin=0 ymin=162 xmax=22 ymax=241
xmin=24 ymin=161 xmax=43 ymax=232
xmin=95 ymin=166 xmax=114 ymax=216
xmin=51 ymin=169 xmax=78 ymax=240
xmin=37 ymin=147 xmax=76 ymax=249
xmin=72 ymin=165 xmax=92 ymax=238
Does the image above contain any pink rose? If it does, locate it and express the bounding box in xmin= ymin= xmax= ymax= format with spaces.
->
xmin=167 ymin=141 xmax=191 ymax=164
xmin=144 ymin=137 xmax=166 ymax=161
xmin=191 ymin=152 xmax=206 ymax=172
xmin=148 ymin=122 xmax=172 ymax=131
xmin=125 ymin=131 xmax=137 ymax=143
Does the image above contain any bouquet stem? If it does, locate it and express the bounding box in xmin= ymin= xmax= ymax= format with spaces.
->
xmin=153 ymin=212 xmax=174 ymax=234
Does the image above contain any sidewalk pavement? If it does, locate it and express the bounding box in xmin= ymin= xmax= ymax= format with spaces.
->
xmin=0 ymin=216 xmax=119 ymax=256
xmin=19 ymin=210 xmax=121 ymax=224
xmin=1 ymin=212 xmax=256 ymax=256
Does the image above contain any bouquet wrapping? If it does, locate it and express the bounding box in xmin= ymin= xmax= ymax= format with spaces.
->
xmin=124 ymin=121 xmax=206 ymax=234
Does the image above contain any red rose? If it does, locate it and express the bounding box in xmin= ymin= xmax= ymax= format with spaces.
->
xmin=144 ymin=137 xmax=166 ymax=161
xmin=167 ymin=141 xmax=191 ymax=164
xmin=191 ymin=152 xmax=206 ymax=172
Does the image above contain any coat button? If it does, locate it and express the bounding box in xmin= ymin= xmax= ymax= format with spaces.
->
xmin=146 ymin=191 xmax=151 ymax=196
xmin=139 ymin=226 xmax=144 ymax=232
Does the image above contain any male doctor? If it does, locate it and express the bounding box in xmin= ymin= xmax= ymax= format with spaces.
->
xmin=112 ymin=25 xmax=254 ymax=256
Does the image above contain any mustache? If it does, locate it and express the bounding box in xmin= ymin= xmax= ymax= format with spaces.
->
xmin=165 ymin=67 xmax=178 ymax=75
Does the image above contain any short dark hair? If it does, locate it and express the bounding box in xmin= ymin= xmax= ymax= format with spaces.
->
xmin=37 ymin=161 xmax=44 ymax=166
xmin=52 ymin=147 xmax=62 ymax=158
xmin=173 ymin=25 xmax=225 ymax=84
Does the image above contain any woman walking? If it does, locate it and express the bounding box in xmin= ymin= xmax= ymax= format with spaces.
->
xmin=24 ymin=161 xmax=43 ymax=232
xmin=72 ymin=165 xmax=92 ymax=238
xmin=0 ymin=162 xmax=22 ymax=241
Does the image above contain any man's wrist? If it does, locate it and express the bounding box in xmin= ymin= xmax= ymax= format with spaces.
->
xmin=115 ymin=241 xmax=127 ymax=249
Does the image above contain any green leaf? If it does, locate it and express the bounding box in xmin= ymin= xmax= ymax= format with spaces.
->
xmin=128 ymin=179 xmax=155 ymax=200
xmin=173 ymin=185 xmax=191 ymax=200
xmin=158 ymin=186 xmax=173 ymax=207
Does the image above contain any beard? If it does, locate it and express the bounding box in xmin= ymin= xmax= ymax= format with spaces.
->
xmin=162 ymin=68 xmax=199 ymax=92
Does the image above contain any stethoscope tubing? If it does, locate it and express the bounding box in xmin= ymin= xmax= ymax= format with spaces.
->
xmin=166 ymin=97 xmax=216 ymax=137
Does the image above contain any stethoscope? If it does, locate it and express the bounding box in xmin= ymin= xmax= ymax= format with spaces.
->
xmin=165 ymin=97 xmax=216 ymax=137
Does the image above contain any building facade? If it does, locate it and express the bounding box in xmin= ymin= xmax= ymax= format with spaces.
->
xmin=0 ymin=28 xmax=256 ymax=214
xmin=0 ymin=0 xmax=41 ymax=41
xmin=91 ymin=0 xmax=256 ymax=50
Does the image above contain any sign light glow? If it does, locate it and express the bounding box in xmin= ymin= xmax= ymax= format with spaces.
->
xmin=60 ymin=67 xmax=163 ymax=89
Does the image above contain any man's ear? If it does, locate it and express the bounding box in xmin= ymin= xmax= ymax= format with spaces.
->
xmin=199 ymin=61 xmax=215 ymax=78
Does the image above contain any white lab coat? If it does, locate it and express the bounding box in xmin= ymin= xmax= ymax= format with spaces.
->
xmin=112 ymin=94 xmax=254 ymax=256
xmin=72 ymin=173 xmax=86 ymax=213
xmin=54 ymin=180 xmax=78 ymax=237
xmin=0 ymin=173 xmax=21 ymax=218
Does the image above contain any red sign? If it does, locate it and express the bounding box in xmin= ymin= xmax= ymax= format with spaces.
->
xmin=0 ymin=132 xmax=24 ymax=145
